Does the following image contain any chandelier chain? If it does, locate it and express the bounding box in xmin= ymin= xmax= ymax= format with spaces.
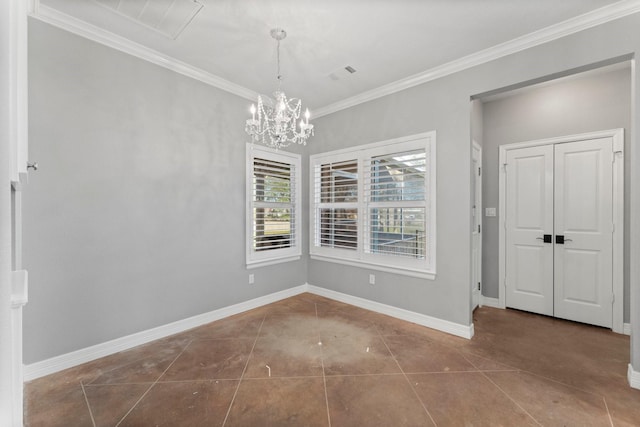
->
xmin=276 ymin=37 xmax=282 ymax=87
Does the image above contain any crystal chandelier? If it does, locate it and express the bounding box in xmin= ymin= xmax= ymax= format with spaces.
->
xmin=245 ymin=28 xmax=314 ymax=150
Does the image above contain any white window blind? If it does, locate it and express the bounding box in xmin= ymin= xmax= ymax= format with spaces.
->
xmin=252 ymin=158 xmax=294 ymax=251
xmin=365 ymin=149 xmax=427 ymax=260
xmin=310 ymin=132 xmax=436 ymax=279
xmin=247 ymin=145 xmax=301 ymax=267
xmin=315 ymin=159 xmax=358 ymax=251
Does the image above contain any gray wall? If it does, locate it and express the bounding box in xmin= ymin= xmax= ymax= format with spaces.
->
xmin=306 ymin=76 xmax=474 ymax=326
xmin=480 ymin=67 xmax=632 ymax=322
xmin=307 ymin=13 xmax=640 ymax=370
xmin=24 ymin=19 xmax=306 ymax=364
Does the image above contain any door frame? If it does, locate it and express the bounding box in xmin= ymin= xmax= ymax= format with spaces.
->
xmin=498 ymin=128 xmax=624 ymax=333
xmin=3 ymin=0 xmax=29 ymax=425
xmin=471 ymin=141 xmax=482 ymax=310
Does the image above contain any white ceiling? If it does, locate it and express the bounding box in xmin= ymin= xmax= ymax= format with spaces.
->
xmin=35 ymin=0 xmax=636 ymax=115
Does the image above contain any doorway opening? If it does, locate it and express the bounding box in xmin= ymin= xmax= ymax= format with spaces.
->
xmin=470 ymin=59 xmax=632 ymax=333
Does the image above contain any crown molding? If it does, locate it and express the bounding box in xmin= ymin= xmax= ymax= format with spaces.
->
xmin=30 ymin=2 xmax=259 ymax=102
xmin=313 ymin=0 xmax=640 ymax=118
xmin=30 ymin=0 xmax=640 ymax=117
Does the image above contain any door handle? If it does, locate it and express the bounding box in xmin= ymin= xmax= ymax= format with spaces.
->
xmin=556 ymin=235 xmax=573 ymax=244
xmin=536 ymin=234 xmax=552 ymax=243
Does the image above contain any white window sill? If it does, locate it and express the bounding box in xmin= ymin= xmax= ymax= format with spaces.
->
xmin=247 ymin=255 xmax=301 ymax=269
xmin=310 ymin=254 xmax=436 ymax=280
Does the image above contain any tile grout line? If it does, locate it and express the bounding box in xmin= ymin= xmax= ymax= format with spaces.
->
xmin=377 ymin=327 xmax=438 ymax=427
xmin=458 ymin=349 xmax=542 ymax=423
xmin=317 ymin=302 xmax=332 ymax=427
xmin=83 ymin=380 xmax=182 ymax=386
xmin=458 ymin=347 xmax=612 ymax=400
xmin=323 ymin=371 xmax=460 ymax=378
xmin=81 ymin=341 xmax=191 ymax=386
xmin=603 ymin=396 xmax=615 ymax=427
xmin=479 ymin=371 xmax=544 ymax=427
xmin=457 ymin=350 xmax=490 ymax=371
xmin=114 ymin=338 xmax=194 ymax=426
xmin=512 ymin=366 xmax=612 ymax=399
xmin=393 ymin=369 xmax=518 ymax=375
xmin=221 ymin=312 xmax=267 ymax=427
xmin=456 ymin=349 xmax=520 ymax=369
xmin=80 ymin=381 xmax=97 ymax=427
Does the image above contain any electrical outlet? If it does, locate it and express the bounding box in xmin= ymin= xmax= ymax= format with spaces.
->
xmin=249 ymin=274 xmax=255 ymax=285
xmin=369 ymin=274 xmax=375 ymax=285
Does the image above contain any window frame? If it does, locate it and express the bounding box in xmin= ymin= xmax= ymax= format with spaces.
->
xmin=246 ymin=143 xmax=302 ymax=268
xmin=309 ymin=132 xmax=436 ymax=279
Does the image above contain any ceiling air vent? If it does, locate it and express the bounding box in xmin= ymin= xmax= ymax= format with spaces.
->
xmin=94 ymin=0 xmax=203 ymax=40
xmin=328 ymin=65 xmax=357 ymax=81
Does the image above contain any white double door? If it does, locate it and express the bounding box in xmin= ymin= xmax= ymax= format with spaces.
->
xmin=505 ymin=137 xmax=614 ymax=328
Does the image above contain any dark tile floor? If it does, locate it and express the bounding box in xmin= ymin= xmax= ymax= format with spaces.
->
xmin=25 ymin=293 xmax=640 ymax=426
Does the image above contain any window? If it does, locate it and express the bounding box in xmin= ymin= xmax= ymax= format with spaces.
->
xmin=310 ymin=132 xmax=436 ymax=279
xmin=247 ymin=144 xmax=301 ymax=268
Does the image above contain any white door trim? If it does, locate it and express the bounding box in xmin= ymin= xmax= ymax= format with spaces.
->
xmin=471 ymin=141 xmax=482 ymax=310
xmin=2 ymin=0 xmax=28 ymax=425
xmin=498 ymin=128 xmax=624 ymax=333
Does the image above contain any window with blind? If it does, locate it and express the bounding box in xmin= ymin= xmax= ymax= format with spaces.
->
xmin=247 ymin=144 xmax=301 ymax=268
xmin=318 ymin=159 xmax=358 ymax=250
xmin=310 ymin=132 xmax=436 ymax=279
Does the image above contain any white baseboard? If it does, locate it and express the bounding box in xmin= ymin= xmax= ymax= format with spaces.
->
xmin=480 ymin=296 xmax=502 ymax=309
xmin=307 ymin=284 xmax=474 ymax=339
xmin=623 ymin=323 xmax=631 ymax=336
xmin=628 ymin=364 xmax=640 ymax=390
xmin=23 ymin=285 xmax=308 ymax=381
xmin=24 ymin=283 xmax=485 ymax=381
